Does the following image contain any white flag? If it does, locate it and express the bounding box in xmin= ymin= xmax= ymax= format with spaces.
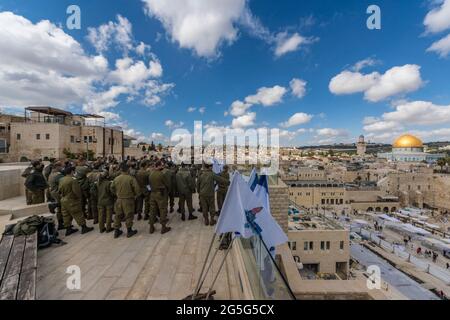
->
xmin=216 ymin=173 xmax=288 ymax=250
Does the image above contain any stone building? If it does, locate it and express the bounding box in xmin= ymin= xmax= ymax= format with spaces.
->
xmin=6 ymin=107 xmax=124 ymax=161
xmin=0 ymin=114 xmax=25 ymax=162
xmin=356 ymin=135 xmax=367 ymax=156
xmin=288 ymin=213 xmax=349 ymax=276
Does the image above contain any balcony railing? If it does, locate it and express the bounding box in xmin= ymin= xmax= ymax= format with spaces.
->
xmin=236 ymin=235 xmax=295 ymax=300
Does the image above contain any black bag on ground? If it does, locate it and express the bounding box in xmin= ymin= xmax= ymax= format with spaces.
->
xmin=3 ymin=215 xmax=62 ymax=249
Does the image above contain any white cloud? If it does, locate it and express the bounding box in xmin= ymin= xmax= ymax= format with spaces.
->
xmin=424 ymin=0 xmax=450 ymax=34
xmin=352 ymin=58 xmax=379 ymax=72
xmin=314 ymin=128 xmax=350 ymax=144
xmin=382 ymin=101 xmax=450 ymax=126
xmin=289 ymin=78 xmax=307 ymax=98
xmin=87 ymin=15 xmax=133 ymax=53
xmin=363 ymin=101 xmax=450 ymax=142
xmin=329 ymin=64 xmax=424 ymax=102
xmin=363 ymin=120 xmax=400 ymax=132
xmin=274 ymin=32 xmax=308 ymax=57
xmin=108 ymin=57 xmax=162 ymax=89
xmin=230 ymin=100 xmax=252 ymax=117
xmin=0 ymin=12 xmax=107 ymax=109
xmin=187 ymin=107 xmax=196 ymax=112
xmin=231 ymin=112 xmax=256 ymax=128
xmin=427 ymin=33 xmax=450 ymax=57
xmin=245 ymin=85 xmax=287 ymax=106
xmin=199 ymin=107 xmax=206 ymax=114
xmin=165 ymin=120 xmax=184 ymax=129
xmin=142 ymin=0 xmax=246 ymax=58
xmin=281 ymin=113 xmax=313 ymax=128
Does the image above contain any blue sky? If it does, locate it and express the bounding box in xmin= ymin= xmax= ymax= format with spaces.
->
xmin=0 ymin=0 xmax=449 ymax=146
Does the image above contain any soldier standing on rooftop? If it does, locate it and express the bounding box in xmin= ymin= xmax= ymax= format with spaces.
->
xmin=197 ymin=163 xmax=230 ymax=226
xmin=148 ymin=161 xmax=171 ymax=235
xmin=110 ymin=163 xmax=140 ymax=239
xmin=59 ymin=166 xmax=94 ymax=236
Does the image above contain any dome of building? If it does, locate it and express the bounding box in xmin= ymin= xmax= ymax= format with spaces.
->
xmin=393 ymin=134 xmax=423 ymax=149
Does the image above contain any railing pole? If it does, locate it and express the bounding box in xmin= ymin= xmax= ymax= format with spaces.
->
xmin=205 ymin=238 xmax=235 ymax=300
xmin=192 ymin=233 xmax=216 ymax=299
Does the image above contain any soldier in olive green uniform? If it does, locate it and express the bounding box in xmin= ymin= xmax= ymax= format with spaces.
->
xmin=95 ymin=170 xmax=114 ymax=233
xmin=87 ymin=168 xmax=101 ymax=224
xmin=110 ymin=163 xmax=140 ymax=238
xmin=135 ymin=161 xmax=150 ymax=221
xmin=216 ymin=165 xmax=230 ymax=215
xmin=176 ymin=163 xmax=197 ymax=221
xmin=163 ymin=163 xmax=177 ymax=213
xmin=148 ymin=161 xmax=171 ymax=234
xmin=59 ymin=166 xmax=94 ymax=236
xmin=21 ymin=163 xmax=35 ymax=205
xmin=75 ymin=159 xmax=91 ymax=219
xmin=24 ymin=162 xmax=48 ymax=205
xmin=197 ymin=164 xmax=230 ymax=226
xmin=48 ymin=162 xmax=65 ymax=230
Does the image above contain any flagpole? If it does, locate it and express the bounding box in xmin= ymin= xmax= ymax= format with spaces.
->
xmin=192 ymin=233 xmax=216 ymax=299
xmin=193 ymin=238 xmax=223 ymax=297
xmin=205 ymin=237 xmax=235 ymax=300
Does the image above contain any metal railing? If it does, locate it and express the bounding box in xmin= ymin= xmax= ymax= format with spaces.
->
xmin=352 ymin=227 xmax=450 ymax=285
xmin=237 ymin=235 xmax=295 ymax=300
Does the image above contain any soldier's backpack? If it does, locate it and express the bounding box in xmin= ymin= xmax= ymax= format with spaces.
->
xmin=5 ymin=215 xmax=62 ymax=249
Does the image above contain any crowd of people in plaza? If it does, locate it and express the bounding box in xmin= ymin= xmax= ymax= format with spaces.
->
xmin=21 ymin=155 xmax=230 ymax=239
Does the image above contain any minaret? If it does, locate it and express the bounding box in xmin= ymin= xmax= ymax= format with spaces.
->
xmin=357 ymin=135 xmax=367 ymax=156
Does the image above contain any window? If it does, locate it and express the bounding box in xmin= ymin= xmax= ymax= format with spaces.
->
xmin=320 ymin=241 xmax=325 ymax=250
xmin=45 ymin=134 xmax=50 ymax=140
xmin=0 ymin=139 xmax=7 ymax=154
xmin=340 ymin=241 xmax=344 ymax=250
xmin=70 ymin=136 xmax=75 ymax=143
xmin=304 ymin=242 xmax=308 ymax=251
xmin=309 ymin=241 xmax=314 ymax=251
xmin=291 ymin=242 xmax=297 ymax=251
xmin=36 ymin=134 xmax=40 ymax=140
xmin=16 ymin=134 xmax=21 ymax=140
xmin=89 ymin=136 xmax=93 ymax=143
xmin=326 ymin=241 xmax=331 ymax=250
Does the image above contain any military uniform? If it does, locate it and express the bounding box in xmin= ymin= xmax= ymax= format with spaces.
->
xmin=135 ymin=167 xmax=150 ymax=219
xmin=87 ymin=171 xmax=100 ymax=223
xmin=176 ymin=167 xmax=196 ymax=220
xmin=75 ymin=165 xmax=91 ymax=218
xmin=163 ymin=166 xmax=177 ymax=212
xmin=197 ymin=168 xmax=229 ymax=226
xmin=21 ymin=166 xmax=34 ymax=205
xmin=216 ymin=170 xmax=230 ymax=214
xmin=59 ymin=176 xmax=86 ymax=228
xmin=48 ymin=169 xmax=64 ymax=227
xmin=96 ymin=177 xmax=114 ymax=233
xmin=148 ymin=168 xmax=171 ymax=233
xmin=24 ymin=168 xmax=48 ymax=205
xmin=110 ymin=173 xmax=140 ymax=231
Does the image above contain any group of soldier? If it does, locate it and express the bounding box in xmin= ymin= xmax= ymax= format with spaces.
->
xmin=22 ymin=155 xmax=230 ymax=240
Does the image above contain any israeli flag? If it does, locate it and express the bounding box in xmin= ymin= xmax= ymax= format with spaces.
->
xmin=253 ymin=175 xmax=288 ymax=254
xmin=248 ymin=168 xmax=258 ymax=191
xmin=215 ymin=173 xmax=288 ymax=250
xmin=212 ymin=158 xmax=223 ymax=174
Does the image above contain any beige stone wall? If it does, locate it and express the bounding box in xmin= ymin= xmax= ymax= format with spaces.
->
xmin=10 ymin=123 xmax=63 ymax=160
xmin=288 ymin=185 xmax=345 ymax=208
xmin=9 ymin=122 xmax=124 ymax=161
xmin=0 ymin=168 xmax=26 ymax=200
xmin=288 ymin=229 xmax=350 ymax=274
xmin=269 ymin=180 xmax=289 ymax=233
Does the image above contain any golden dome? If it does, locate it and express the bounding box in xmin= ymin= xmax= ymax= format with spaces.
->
xmin=393 ymin=134 xmax=423 ymax=148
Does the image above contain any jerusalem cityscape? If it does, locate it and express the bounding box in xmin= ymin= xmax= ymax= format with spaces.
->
xmin=0 ymin=0 xmax=449 ymax=310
